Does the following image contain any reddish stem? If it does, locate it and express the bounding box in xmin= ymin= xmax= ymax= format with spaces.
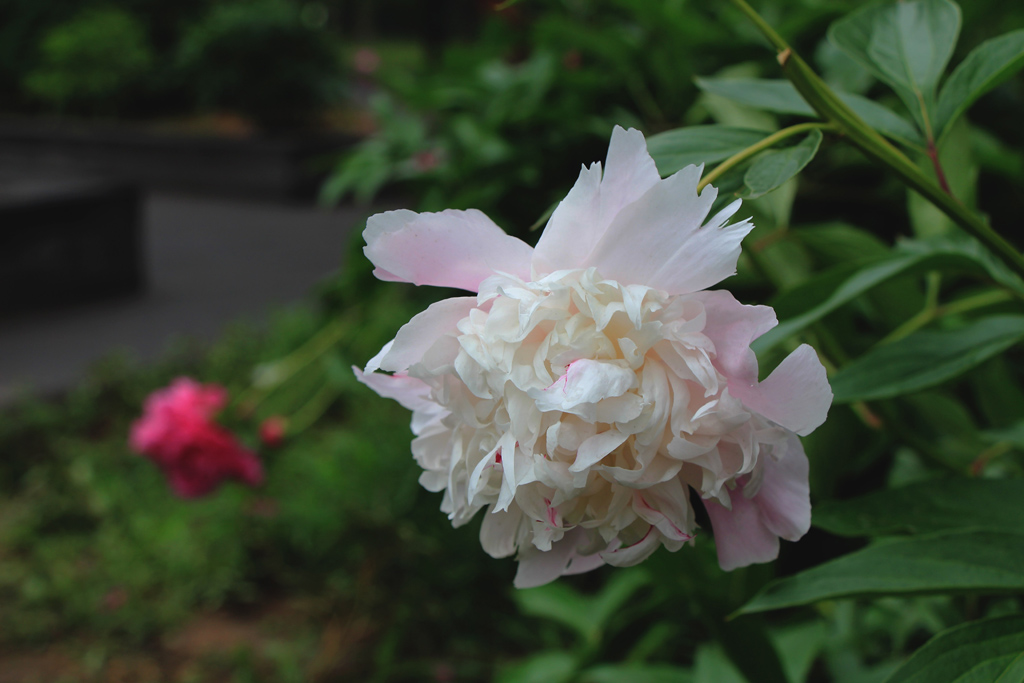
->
xmin=927 ymin=140 xmax=954 ymax=197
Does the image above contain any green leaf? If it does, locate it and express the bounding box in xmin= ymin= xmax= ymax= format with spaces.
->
xmin=836 ymin=92 xmax=925 ymax=148
xmin=741 ymin=129 xmax=823 ymax=199
xmin=814 ymin=478 xmax=1024 ymax=537
xmin=696 ymin=78 xmax=922 ymax=146
xmin=588 ymin=567 xmax=652 ymax=629
xmin=497 ymin=651 xmax=577 ymax=683
xmin=772 ymin=621 xmax=827 ymax=683
xmin=907 ymin=117 xmax=978 ymax=238
xmin=829 ymin=0 xmax=961 ymax=131
xmin=581 ymin=664 xmax=694 ymax=683
xmin=695 ymin=643 xmax=749 ymax=683
xmin=696 ymin=77 xmax=815 ymax=116
xmin=935 ymin=29 xmax=1024 ymax=138
xmin=971 ymin=127 xmax=1024 ymax=184
xmin=793 ymin=222 xmax=890 ymax=265
xmin=829 ymin=315 xmax=1024 ymax=403
xmin=739 ymin=530 xmax=1024 ymax=614
xmin=817 ymin=37 xmax=875 ymax=94
xmin=514 ymin=582 xmax=593 ymax=642
xmin=753 ymin=237 xmax=1024 ymax=355
xmin=983 ymin=421 xmax=1024 ymax=449
xmin=513 ymin=568 xmax=649 ymax=646
xmin=647 ymin=126 xmax=770 ymax=176
xmin=883 ymin=615 xmax=1024 ymax=683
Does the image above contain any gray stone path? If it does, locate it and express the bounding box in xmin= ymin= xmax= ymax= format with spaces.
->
xmin=0 ymin=193 xmax=376 ymax=402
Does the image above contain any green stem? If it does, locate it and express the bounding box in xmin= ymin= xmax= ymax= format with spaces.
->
xmin=238 ymin=316 xmax=350 ymax=413
xmin=726 ymin=0 xmax=1024 ymax=280
xmin=698 ymin=122 xmax=835 ymax=191
xmin=879 ymin=289 xmax=1014 ymax=344
xmin=287 ymin=381 xmax=339 ymax=434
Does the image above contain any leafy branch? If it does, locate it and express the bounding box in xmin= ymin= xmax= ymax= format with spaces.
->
xmin=726 ymin=0 xmax=1024 ymax=280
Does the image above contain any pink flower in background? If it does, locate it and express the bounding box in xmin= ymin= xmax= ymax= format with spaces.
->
xmin=130 ymin=378 xmax=263 ymax=498
xmin=355 ymin=126 xmax=832 ymax=587
xmin=259 ymin=415 xmax=288 ymax=448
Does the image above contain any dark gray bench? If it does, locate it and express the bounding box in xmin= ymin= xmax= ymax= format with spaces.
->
xmin=0 ymin=179 xmax=143 ymax=316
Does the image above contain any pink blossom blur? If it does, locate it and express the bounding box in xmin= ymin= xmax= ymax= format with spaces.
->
xmin=259 ymin=415 xmax=288 ymax=448
xmin=130 ymin=378 xmax=263 ymax=498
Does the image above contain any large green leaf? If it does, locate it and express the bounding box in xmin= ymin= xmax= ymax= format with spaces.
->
xmin=696 ymin=77 xmax=815 ymax=116
xmin=647 ymin=126 xmax=770 ymax=176
xmin=934 ymin=29 xmax=1024 ymax=138
xmin=741 ymin=129 xmax=823 ymax=199
xmin=752 ymin=237 xmax=1024 ymax=354
xmin=884 ymin=615 xmax=1024 ymax=683
xmin=814 ymin=478 xmax=1024 ymax=537
xmin=695 ymin=77 xmax=922 ymax=146
xmin=739 ymin=530 xmax=1024 ymax=614
xmin=793 ymin=222 xmax=890 ymax=264
xmin=829 ymin=0 xmax=961 ymax=131
xmin=829 ymin=315 xmax=1024 ymax=403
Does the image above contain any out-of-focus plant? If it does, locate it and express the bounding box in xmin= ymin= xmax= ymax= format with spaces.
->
xmin=175 ymin=0 xmax=343 ymax=129
xmin=22 ymin=7 xmax=154 ymax=115
xmin=322 ymin=0 xmax=752 ymax=228
xmin=318 ymin=0 xmax=1024 ymax=680
xmin=3 ymin=0 xmax=1024 ymax=679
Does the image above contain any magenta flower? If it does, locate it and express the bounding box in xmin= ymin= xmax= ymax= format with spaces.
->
xmin=356 ymin=127 xmax=832 ymax=587
xmin=130 ymin=378 xmax=263 ymax=498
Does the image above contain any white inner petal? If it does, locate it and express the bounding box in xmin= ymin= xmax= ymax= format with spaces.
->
xmin=402 ymin=267 xmax=783 ymax=560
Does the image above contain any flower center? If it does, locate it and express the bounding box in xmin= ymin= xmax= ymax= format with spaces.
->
xmin=408 ymin=268 xmax=783 ymax=553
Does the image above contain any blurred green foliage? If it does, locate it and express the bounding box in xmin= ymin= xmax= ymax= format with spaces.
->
xmin=22 ymin=8 xmax=154 ymax=114
xmin=2 ymin=0 xmax=1024 ymax=681
xmin=176 ymin=0 xmax=341 ymax=129
xmin=0 ymin=0 xmax=345 ymax=127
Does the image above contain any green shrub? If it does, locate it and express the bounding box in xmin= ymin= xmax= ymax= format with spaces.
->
xmin=22 ymin=7 xmax=154 ymax=115
xmin=176 ymin=0 xmax=342 ymax=129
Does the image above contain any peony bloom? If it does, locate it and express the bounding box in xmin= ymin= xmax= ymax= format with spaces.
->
xmin=355 ymin=127 xmax=832 ymax=587
xmin=130 ymin=378 xmax=264 ymax=498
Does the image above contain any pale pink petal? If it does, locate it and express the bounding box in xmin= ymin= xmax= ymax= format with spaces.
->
xmin=368 ymin=297 xmax=477 ymax=373
xmin=571 ymin=430 xmax=629 ymax=472
xmin=729 ymin=344 xmax=832 ymax=436
xmin=563 ymin=550 xmax=606 ymax=576
xmin=756 ymin=434 xmax=811 ymax=542
xmin=704 ymin=435 xmax=811 ymax=570
xmin=531 ymin=162 xmax=602 ymax=274
xmin=704 ymin=493 xmax=780 ymax=571
xmin=514 ymin=527 xmax=603 ymax=588
xmin=694 ymin=289 xmax=777 ymax=384
xmin=532 ymin=126 xmax=661 ymax=274
xmin=634 ymin=479 xmax=695 ymax=542
xmin=364 ymin=208 xmax=533 ymax=291
xmin=599 ymin=126 xmax=663 ymax=218
xmin=480 ymin=504 xmax=522 ymax=559
xmin=352 ymin=367 xmax=433 ymax=414
xmin=533 ymin=359 xmax=638 ymax=413
xmin=584 ymin=166 xmax=753 ymax=295
xmin=600 ymin=526 xmax=662 ymax=567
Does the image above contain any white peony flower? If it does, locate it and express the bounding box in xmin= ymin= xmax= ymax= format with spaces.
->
xmin=355 ymin=126 xmax=832 ymax=587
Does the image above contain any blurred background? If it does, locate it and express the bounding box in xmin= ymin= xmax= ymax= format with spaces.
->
xmin=1 ymin=0 xmax=1023 ymax=681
